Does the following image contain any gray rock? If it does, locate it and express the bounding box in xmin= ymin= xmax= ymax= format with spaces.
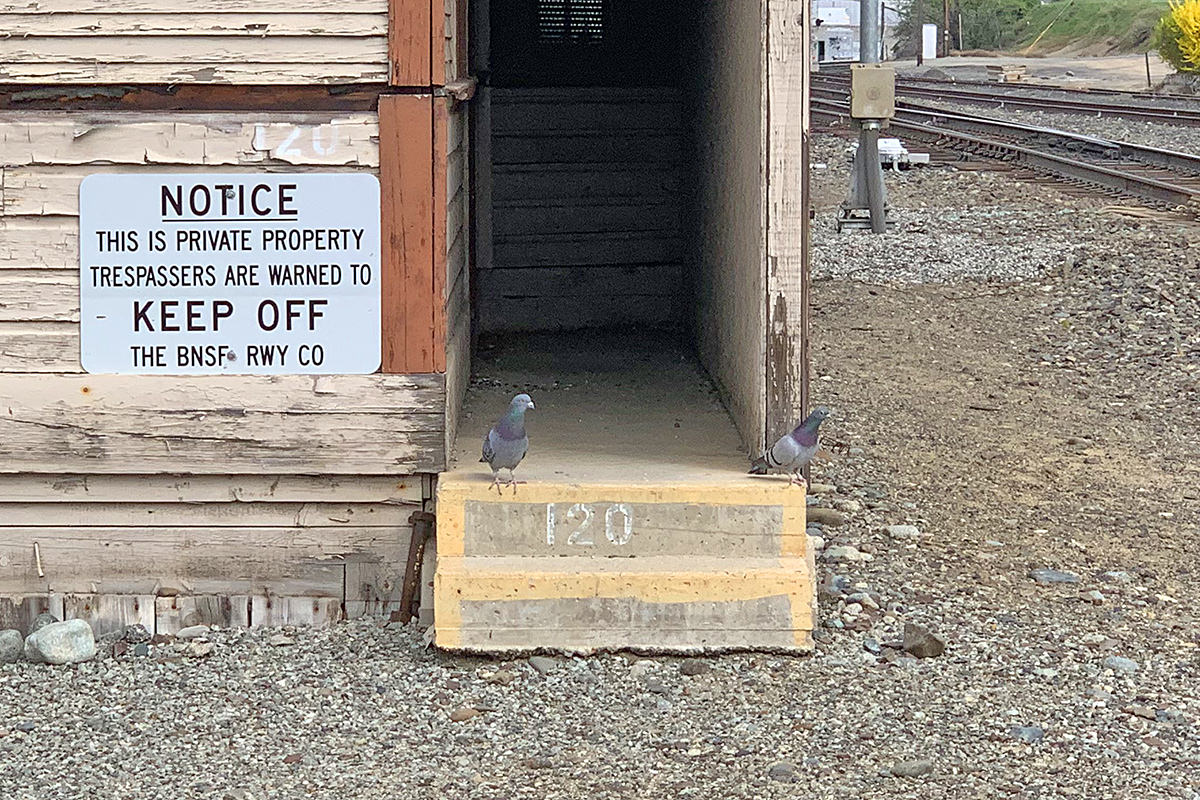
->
xmin=1100 ymin=570 xmax=1134 ymax=584
xmin=1103 ymin=656 xmax=1139 ymax=674
xmin=1123 ymin=704 xmax=1156 ymax=720
xmin=24 ymin=619 xmax=97 ymax=665
xmin=187 ymin=641 xmax=215 ymax=658
xmin=903 ymin=623 xmax=945 ymax=658
xmin=824 ymin=545 xmax=873 ymax=563
xmin=645 ymin=678 xmax=667 ymax=695
xmin=268 ymin=634 xmax=295 ymax=647
xmin=27 ymin=612 xmax=59 ymax=636
xmin=680 ymin=660 xmax=709 ymax=676
xmin=891 ymin=759 xmax=933 ymax=778
xmin=528 ymin=655 xmax=557 ymax=675
xmin=1029 ymin=568 xmax=1080 ymax=585
xmin=767 ymin=762 xmax=798 ymax=781
xmin=0 ymin=629 xmax=24 ymax=663
xmin=806 ymin=507 xmax=848 ymax=527
xmin=121 ymin=624 xmax=151 ymax=644
xmin=1010 ymin=726 xmax=1044 ymax=743
xmin=863 ymin=637 xmax=882 ymax=655
xmin=885 ymin=524 xmax=922 ymax=540
xmin=177 ymin=625 xmax=210 ymax=640
xmin=132 ymin=643 xmax=149 ymax=657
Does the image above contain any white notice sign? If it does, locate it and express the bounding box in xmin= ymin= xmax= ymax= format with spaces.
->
xmin=79 ymin=173 xmax=381 ymax=374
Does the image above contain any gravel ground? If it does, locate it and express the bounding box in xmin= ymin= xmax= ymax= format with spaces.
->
xmin=3 ymin=136 xmax=1199 ymax=799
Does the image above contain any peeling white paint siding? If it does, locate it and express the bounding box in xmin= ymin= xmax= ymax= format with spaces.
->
xmin=0 ymin=0 xmax=389 ymax=84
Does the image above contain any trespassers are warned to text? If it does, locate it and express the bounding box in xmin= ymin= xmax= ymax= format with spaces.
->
xmin=79 ymin=173 xmax=381 ymax=375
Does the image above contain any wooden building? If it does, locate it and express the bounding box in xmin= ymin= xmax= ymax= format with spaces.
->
xmin=0 ymin=0 xmax=813 ymax=647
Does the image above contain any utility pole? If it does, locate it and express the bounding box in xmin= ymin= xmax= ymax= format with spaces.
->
xmin=943 ymin=0 xmax=951 ymax=55
xmin=915 ymin=0 xmax=924 ymax=65
xmin=837 ymin=0 xmax=893 ymax=234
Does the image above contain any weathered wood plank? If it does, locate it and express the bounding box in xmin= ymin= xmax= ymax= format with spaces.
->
xmin=250 ymin=595 xmax=342 ymax=627
xmin=492 ymin=231 xmax=682 ymax=268
xmin=388 ymin=0 xmax=431 ymax=85
xmin=0 ymin=594 xmax=64 ymax=636
xmin=431 ymin=98 xmax=448 ymax=372
xmin=0 ymin=1 xmax=385 ymax=11
xmin=0 ymin=322 xmax=79 ymax=372
xmin=5 ymin=165 xmax=377 ymax=219
xmin=344 ymin=542 xmax=408 ymax=618
xmin=0 ymin=374 xmax=445 ymax=474
xmin=492 ymin=164 xmax=680 ymax=202
xmin=0 ymin=525 xmax=406 ymax=595
xmin=0 ymin=217 xmax=77 ymax=268
xmin=0 ymin=36 xmax=385 ymax=63
xmin=0 ymin=63 xmax=388 ymax=84
xmin=0 ymin=501 xmax=418 ymax=527
xmin=0 ymin=270 xmax=76 ymax=322
xmin=0 ymin=113 xmax=379 ymax=168
xmin=64 ymin=594 xmax=156 ymax=637
xmin=492 ymin=200 xmax=682 ymax=237
xmin=765 ymin=0 xmax=810 ymax=442
xmin=0 ymin=474 xmax=423 ymax=503
xmin=379 ymin=94 xmax=437 ymax=373
xmin=492 ymin=132 xmax=682 ymax=165
xmin=154 ymin=594 xmax=235 ymax=633
xmin=0 ymin=13 xmax=387 ymax=36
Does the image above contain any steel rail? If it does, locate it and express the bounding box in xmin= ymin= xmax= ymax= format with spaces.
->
xmin=810 ymin=73 xmax=1200 ymax=126
xmin=810 ymin=98 xmax=1200 ymax=209
xmin=810 ymin=87 xmax=1200 ymax=177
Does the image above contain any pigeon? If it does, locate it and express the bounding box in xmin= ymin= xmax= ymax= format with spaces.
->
xmin=748 ymin=406 xmax=830 ymax=485
xmin=481 ymin=393 xmax=535 ymax=494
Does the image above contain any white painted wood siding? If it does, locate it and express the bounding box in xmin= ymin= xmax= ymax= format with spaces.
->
xmin=0 ymin=0 xmax=388 ymax=84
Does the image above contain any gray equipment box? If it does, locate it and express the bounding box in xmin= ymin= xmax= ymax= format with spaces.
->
xmin=850 ymin=64 xmax=896 ymax=119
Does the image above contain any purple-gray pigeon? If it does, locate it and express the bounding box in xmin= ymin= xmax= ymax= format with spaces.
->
xmin=749 ymin=406 xmax=830 ymax=485
xmin=481 ymin=393 xmax=534 ymax=494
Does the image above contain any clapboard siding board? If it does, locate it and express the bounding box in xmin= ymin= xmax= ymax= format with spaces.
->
xmin=0 ymin=523 xmax=414 ymax=595
xmin=0 ymin=501 xmax=416 ymax=527
xmin=0 ymin=13 xmax=387 ymax=36
xmin=0 ymin=474 xmax=422 ymax=503
xmin=0 ymin=270 xmax=76 ymax=322
xmin=0 ymin=113 xmax=380 ymax=168
xmin=493 ymin=200 xmax=682 ymax=237
xmin=476 ymin=294 xmax=678 ymax=332
xmin=0 ymin=321 xmax=77 ymax=372
xmin=0 ymin=1 xmax=385 ymax=11
xmin=485 ymin=89 xmax=685 ymax=333
xmin=493 ymin=231 xmax=683 ymax=268
xmin=0 ymin=62 xmax=388 ymax=84
xmin=0 ymin=374 xmax=446 ymax=474
xmin=0 ymin=1 xmax=388 ymax=84
xmin=492 ymin=165 xmax=681 ymax=202
xmin=443 ymin=100 xmax=470 ymax=457
xmin=492 ymin=132 xmax=683 ymax=166
xmin=3 ymin=165 xmax=378 ymax=217
xmin=0 ymin=217 xmax=77 ymax=267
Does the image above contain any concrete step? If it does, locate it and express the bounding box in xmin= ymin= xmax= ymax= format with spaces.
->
xmin=434 ymin=474 xmax=814 ymax=653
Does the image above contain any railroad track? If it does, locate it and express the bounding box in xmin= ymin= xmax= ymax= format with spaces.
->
xmin=811 ymin=72 xmax=1200 ymax=127
xmin=810 ymin=95 xmax=1200 ymax=212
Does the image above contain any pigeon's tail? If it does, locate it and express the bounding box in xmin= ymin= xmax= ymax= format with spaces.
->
xmin=748 ymin=456 xmax=770 ymax=475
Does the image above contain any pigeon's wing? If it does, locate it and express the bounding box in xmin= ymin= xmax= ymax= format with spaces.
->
xmin=769 ymin=434 xmax=802 ymax=469
xmin=481 ymin=428 xmax=497 ymax=465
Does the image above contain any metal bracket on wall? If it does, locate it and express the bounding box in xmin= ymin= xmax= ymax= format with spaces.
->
xmin=398 ymin=510 xmax=437 ymax=624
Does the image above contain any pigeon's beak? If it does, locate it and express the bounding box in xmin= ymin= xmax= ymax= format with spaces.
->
xmin=528 ymin=400 xmax=535 ymax=410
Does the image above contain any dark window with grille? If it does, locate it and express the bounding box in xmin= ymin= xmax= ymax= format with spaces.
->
xmin=537 ymin=0 xmax=605 ymax=43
